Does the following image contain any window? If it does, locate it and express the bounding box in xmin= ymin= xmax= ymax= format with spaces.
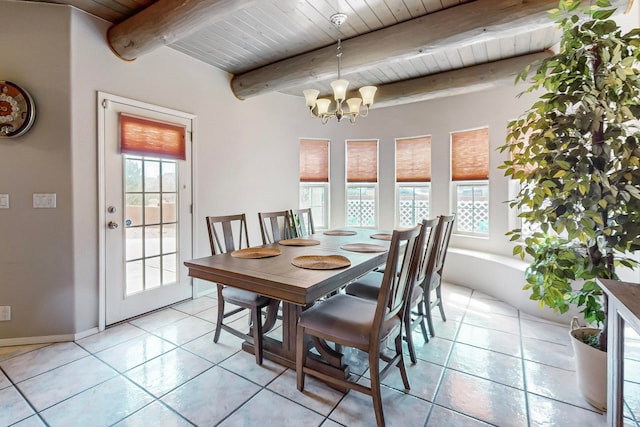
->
xmin=451 ymin=127 xmax=489 ymax=235
xmin=299 ymin=138 xmax=329 ymax=229
xmin=346 ymin=139 xmax=378 ymax=227
xmin=396 ymin=135 xmax=431 ymax=227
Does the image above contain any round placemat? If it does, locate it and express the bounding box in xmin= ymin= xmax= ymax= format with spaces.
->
xmin=291 ymin=255 xmax=351 ymax=270
xmin=323 ymin=230 xmax=357 ymax=236
xmin=230 ymin=247 xmax=282 ymax=259
xmin=278 ymin=238 xmax=321 ymax=246
xmin=340 ymin=243 xmax=388 ymax=253
xmin=370 ymin=233 xmax=392 ymax=241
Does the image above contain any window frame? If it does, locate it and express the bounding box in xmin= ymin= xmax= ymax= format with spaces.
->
xmin=299 ymin=138 xmax=330 ymax=230
xmin=345 ymin=139 xmax=379 ymax=228
xmin=450 ymin=127 xmax=490 ymax=236
xmin=395 ymin=135 xmax=432 ymax=227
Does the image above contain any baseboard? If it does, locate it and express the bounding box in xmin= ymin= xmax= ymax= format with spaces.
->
xmin=0 ymin=327 xmax=99 ymax=347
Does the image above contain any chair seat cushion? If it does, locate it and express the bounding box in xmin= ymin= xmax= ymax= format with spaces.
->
xmin=298 ymin=294 xmax=400 ymax=348
xmin=344 ymin=272 xmax=382 ymax=300
xmin=221 ymin=287 xmax=270 ymax=306
xmin=347 ymin=273 xmax=423 ymax=305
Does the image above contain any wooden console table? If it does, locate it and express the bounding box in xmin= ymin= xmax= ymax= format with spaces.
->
xmin=597 ymin=278 xmax=640 ymax=426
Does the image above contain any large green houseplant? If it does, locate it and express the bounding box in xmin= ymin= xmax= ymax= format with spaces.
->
xmin=500 ymin=0 xmax=640 ymax=354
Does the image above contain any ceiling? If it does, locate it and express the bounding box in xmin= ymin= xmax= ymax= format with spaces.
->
xmin=25 ymin=0 xmax=581 ymax=108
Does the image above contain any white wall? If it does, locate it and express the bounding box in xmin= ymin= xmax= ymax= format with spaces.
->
xmin=1 ymin=0 xmax=637 ymax=340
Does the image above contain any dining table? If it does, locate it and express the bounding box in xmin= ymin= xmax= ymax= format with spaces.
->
xmin=184 ymin=227 xmax=392 ymax=380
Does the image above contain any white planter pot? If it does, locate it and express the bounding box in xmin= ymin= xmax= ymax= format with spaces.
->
xmin=570 ymin=321 xmax=607 ymax=411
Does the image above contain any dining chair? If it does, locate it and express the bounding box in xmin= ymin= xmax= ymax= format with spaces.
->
xmin=345 ymin=217 xmax=438 ymax=363
xmin=206 ymin=213 xmax=277 ymax=365
xmin=424 ymin=213 xmax=456 ymax=337
xmin=296 ymin=225 xmax=422 ymax=427
xmin=290 ymin=207 xmax=315 ymax=237
xmin=258 ymin=210 xmax=297 ymax=243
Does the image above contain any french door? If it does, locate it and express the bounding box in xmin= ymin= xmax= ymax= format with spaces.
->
xmin=99 ymin=93 xmax=194 ymax=326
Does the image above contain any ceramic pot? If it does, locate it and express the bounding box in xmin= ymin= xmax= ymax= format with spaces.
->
xmin=570 ymin=318 xmax=607 ymax=411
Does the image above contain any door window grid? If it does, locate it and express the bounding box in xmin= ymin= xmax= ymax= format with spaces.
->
xmin=124 ymin=156 xmax=179 ymax=296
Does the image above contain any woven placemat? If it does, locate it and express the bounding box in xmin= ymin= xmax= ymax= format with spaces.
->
xmin=340 ymin=243 xmax=388 ymax=253
xmin=323 ymin=230 xmax=357 ymax=236
xmin=370 ymin=233 xmax=392 ymax=241
xmin=230 ymin=247 xmax=282 ymax=259
xmin=278 ymin=238 xmax=321 ymax=246
xmin=291 ymin=255 xmax=351 ymax=270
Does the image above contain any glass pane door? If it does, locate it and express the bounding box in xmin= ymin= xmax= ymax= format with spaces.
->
xmin=124 ymin=156 xmax=179 ymax=295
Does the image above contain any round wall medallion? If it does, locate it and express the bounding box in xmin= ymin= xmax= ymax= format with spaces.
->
xmin=0 ymin=81 xmax=36 ymax=138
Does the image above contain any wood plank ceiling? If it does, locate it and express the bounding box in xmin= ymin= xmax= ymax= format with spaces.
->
xmin=25 ymin=0 xmax=617 ymax=108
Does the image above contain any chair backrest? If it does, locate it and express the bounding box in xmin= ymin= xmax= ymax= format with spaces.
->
xmin=258 ymin=210 xmax=296 ymax=244
xmin=373 ymin=224 xmax=422 ymax=335
xmin=205 ymin=213 xmax=250 ymax=255
xmin=412 ymin=217 xmax=440 ymax=291
xmin=423 ymin=213 xmax=455 ymax=290
xmin=291 ymin=208 xmax=315 ymax=237
xmin=433 ymin=214 xmax=455 ymax=276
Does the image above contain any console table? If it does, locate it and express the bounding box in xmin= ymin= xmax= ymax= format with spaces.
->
xmin=597 ymin=278 xmax=640 ymax=426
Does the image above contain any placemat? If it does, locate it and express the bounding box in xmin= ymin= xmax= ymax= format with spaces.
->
xmin=278 ymin=238 xmax=321 ymax=246
xmin=370 ymin=233 xmax=392 ymax=241
xmin=323 ymin=230 xmax=357 ymax=236
xmin=291 ymin=255 xmax=351 ymax=270
xmin=230 ymin=247 xmax=282 ymax=259
xmin=340 ymin=243 xmax=388 ymax=253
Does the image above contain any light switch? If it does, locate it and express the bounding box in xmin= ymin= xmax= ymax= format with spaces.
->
xmin=0 ymin=194 xmax=8 ymax=209
xmin=33 ymin=193 xmax=57 ymax=208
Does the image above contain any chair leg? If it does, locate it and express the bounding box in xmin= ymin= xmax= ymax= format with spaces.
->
xmin=425 ymin=294 xmax=436 ymax=338
xmin=403 ymin=308 xmax=417 ymax=364
xmin=213 ymin=285 xmax=225 ymax=343
xmin=395 ymin=332 xmax=410 ymax=390
xmin=417 ymin=300 xmax=429 ymax=343
xmin=436 ymin=285 xmax=447 ymax=321
xmin=251 ymin=307 xmax=264 ymax=365
xmin=296 ymin=323 xmax=306 ymax=391
xmin=263 ymin=299 xmax=280 ymax=333
xmin=369 ymin=349 xmax=385 ymax=427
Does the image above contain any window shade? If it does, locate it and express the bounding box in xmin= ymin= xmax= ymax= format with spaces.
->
xmin=120 ymin=113 xmax=186 ymax=160
xmin=396 ymin=136 xmax=431 ymax=182
xmin=346 ymin=140 xmax=378 ymax=183
xmin=451 ymin=128 xmax=489 ymax=181
xmin=299 ymin=139 xmax=329 ymax=182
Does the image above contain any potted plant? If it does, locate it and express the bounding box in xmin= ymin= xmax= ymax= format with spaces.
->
xmin=499 ymin=0 xmax=640 ymax=410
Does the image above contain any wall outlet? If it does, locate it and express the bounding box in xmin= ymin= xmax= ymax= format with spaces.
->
xmin=0 ymin=306 xmax=10 ymax=321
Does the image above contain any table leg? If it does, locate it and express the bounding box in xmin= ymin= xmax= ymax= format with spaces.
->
xmin=241 ymin=301 xmax=350 ymax=387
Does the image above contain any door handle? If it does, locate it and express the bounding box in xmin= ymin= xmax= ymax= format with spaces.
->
xmin=107 ymin=221 xmax=119 ymax=229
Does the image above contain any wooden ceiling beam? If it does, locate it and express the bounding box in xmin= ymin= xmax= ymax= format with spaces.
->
xmin=361 ymin=51 xmax=552 ymax=109
xmin=108 ymin=0 xmax=259 ymax=61
xmin=230 ymin=0 xmax=630 ymax=99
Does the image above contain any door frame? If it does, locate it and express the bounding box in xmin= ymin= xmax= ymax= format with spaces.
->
xmin=97 ymin=92 xmax=197 ymax=331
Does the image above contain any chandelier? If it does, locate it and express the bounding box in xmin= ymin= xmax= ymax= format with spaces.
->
xmin=302 ymin=13 xmax=377 ymax=124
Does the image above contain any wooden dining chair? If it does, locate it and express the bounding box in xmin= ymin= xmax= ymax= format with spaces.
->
xmin=345 ymin=217 xmax=438 ymax=363
xmin=258 ymin=210 xmax=296 ymax=243
xmin=296 ymin=225 xmax=422 ymax=427
xmin=205 ymin=213 xmax=277 ymax=365
xmin=290 ymin=207 xmax=315 ymax=237
xmin=424 ymin=213 xmax=456 ymax=337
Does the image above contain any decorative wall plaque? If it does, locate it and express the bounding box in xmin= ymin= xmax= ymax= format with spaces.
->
xmin=0 ymin=81 xmax=36 ymax=138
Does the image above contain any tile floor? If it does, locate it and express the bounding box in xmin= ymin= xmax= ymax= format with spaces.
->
xmin=0 ymin=283 xmax=630 ymax=426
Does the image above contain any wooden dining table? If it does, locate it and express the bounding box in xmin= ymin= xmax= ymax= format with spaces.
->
xmin=184 ymin=228 xmax=391 ymax=378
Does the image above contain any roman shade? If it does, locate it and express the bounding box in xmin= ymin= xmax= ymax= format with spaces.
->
xmin=451 ymin=128 xmax=489 ymax=181
xmin=299 ymin=139 xmax=329 ymax=182
xmin=346 ymin=140 xmax=378 ymax=183
xmin=120 ymin=113 xmax=186 ymax=160
xmin=396 ymin=136 xmax=431 ymax=182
